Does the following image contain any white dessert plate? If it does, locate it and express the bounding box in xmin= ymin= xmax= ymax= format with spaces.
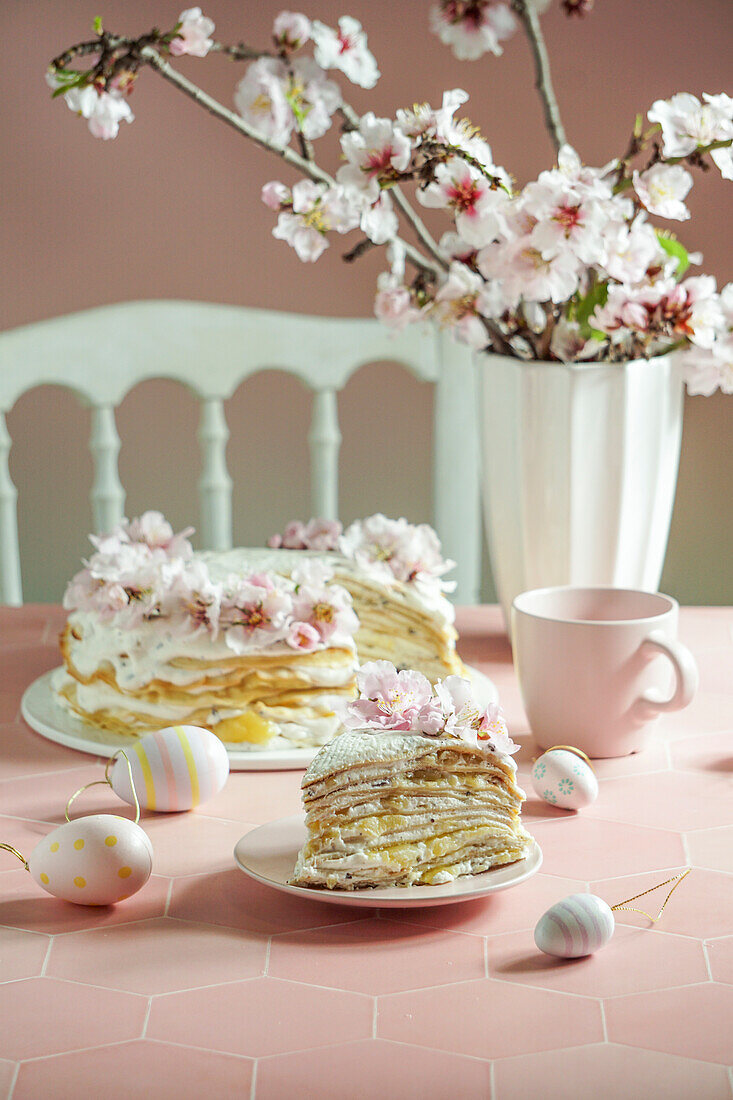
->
xmin=234 ymin=815 xmax=542 ymax=908
xmin=21 ymin=665 xmax=498 ymax=773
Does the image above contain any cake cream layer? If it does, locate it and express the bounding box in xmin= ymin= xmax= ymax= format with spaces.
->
xmin=291 ymin=732 xmax=532 ymax=890
xmin=202 ymin=548 xmax=464 ymax=682
xmin=58 ymin=613 xmax=357 ymax=748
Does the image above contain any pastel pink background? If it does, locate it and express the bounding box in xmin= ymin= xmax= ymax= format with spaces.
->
xmin=2 ymin=0 xmax=732 ymax=603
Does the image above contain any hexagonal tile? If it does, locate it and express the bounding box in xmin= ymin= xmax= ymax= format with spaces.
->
xmin=686 ymin=826 xmax=733 ymax=873
xmin=706 ymin=938 xmax=733 ymax=985
xmin=0 ymin=927 xmax=50 ymax=982
xmin=46 ymin=917 xmax=267 ymax=994
xmin=585 ymin=771 xmax=733 ymax=832
xmin=0 ymin=721 xmax=86 ymax=780
xmin=0 ymin=867 xmax=170 ymax=935
xmin=0 ymin=1060 xmax=16 ymax=1096
xmin=0 ymin=978 xmax=147 ymax=1059
xmin=486 ymin=923 xmax=708 ymax=997
xmin=196 ymin=770 xmax=303 ymax=824
xmin=656 ymin=691 xmax=733 ymax=741
xmin=675 ymin=610 xmax=733 ymax=650
xmin=12 ymin=1040 xmax=253 ymax=1100
xmin=0 ymin=765 xmax=109 ymax=825
xmin=605 ymin=983 xmax=733 ymax=1063
xmin=528 ymin=816 xmax=685 ymax=880
xmin=146 ymin=977 xmax=372 ymax=1056
xmin=269 ymin=917 xmax=484 ymax=994
xmin=257 ymin=1039 xmax=492 ymax=1099
xmin=378 ymin=978 xmax=603 ymax=1059
xmin=0 ymin=816 xmax=52 ymax=872
xmin=695 ymin=648 xmax=733 ymax=696
xmin=591 ymin=867 xmax=733 ymax=939
xmin=168 ymin=867 xmax=364 ymax=934
xmin=671 ymin=731 xmax=733 ymax=775
xmin=592 ymin=738 xmax=670 ymax=779
xmin=493 ymin=1042 xmax=732 ymax=1099
xmin=387 ymin=873 xmax=586 ymax=936
xmin=140 ymin=814 xmax=251 ymax=877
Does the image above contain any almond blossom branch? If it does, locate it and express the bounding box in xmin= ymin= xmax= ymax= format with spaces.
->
xmin=337 ymin=101 xmax=448 ymax=270
xmin=512 ymin=0 xmax=567 ymax=153
xmin=137 ymin=44 xmax=438 ymax=274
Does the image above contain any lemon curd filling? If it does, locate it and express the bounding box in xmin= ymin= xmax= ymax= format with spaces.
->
xmin=214 ymin=710 xmax=276 ymax=744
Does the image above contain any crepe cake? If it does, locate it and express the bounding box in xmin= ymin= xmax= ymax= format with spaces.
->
xmin=265 ymin=513 xmax=464 ymax=683
xmin=56 ymin=513 xmax=359 ymax=750
xmin=291 ymin=662 xmax=532 ymax=889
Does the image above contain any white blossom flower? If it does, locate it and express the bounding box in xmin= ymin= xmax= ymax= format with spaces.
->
xmin=50 ymin=75 xmax=134 ymax=140
xmin=429 ymin=0 xmax=518 ymax=60
xmin=374 ymin=275 xmax=421 ymax=332
xmin=648 ymin=92 xmax=733 ymax=163
xmin=550 ymin=318 xmax=604 ymax=361
xmin=525 ymin=181 xmax=608 ymax=265
xmin=311 ymin=16 xmax=380 ymax=89
xmin=234 ymin=58 xmax=293 ymax=147
xmin=170 ymin=7 xmax=215 ymax=57
xmin=679 ymin=337 xmax=733 ymax=395
xmin=272 ymin=180 xmax=359 ymax=262
xmin=289 ymin=58 xmax=341 ymax=140
xmin=337 ymin=113 xmax=413 ymax=202
xmin=273 ymin=11 xmax=311 ymax=50
xmin=479 ymin=237 xmax=581 ymax=308
xmin=418 ymin=159 xmax=509 ymax=247
xmin=599 ymin=217 xmax=660 ymax=285
xmin=633 ymin=163 xmax=693 ymax=221
xmin=261 ymin=180 xmax=291 ymax=211
xmin=433 ymin=262 xmax=490 ymax=349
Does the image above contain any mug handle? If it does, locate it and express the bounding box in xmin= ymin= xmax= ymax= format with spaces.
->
xmin=633 ymin=630 xmax=699 ymax=721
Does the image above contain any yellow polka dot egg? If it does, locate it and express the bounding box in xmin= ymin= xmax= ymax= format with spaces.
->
xmin=110 ymin=725 xmax=230 ymax=812
xmin=28 ymin=814 xmax=153 ymax=906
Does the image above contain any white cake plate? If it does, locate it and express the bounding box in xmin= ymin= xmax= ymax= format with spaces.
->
xmin=21 ymin=665 xmax=498 ymax=773
xmin=234 ymin=815 xmax=542 ymax=907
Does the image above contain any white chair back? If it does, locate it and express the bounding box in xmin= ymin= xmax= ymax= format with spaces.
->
xmin=0 ymin=300 xmax=481 ymax=605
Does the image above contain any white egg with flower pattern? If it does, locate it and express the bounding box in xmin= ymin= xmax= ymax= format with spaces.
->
xmin=531 ymin=747 xmax=598 ymax=810
xmin=535 ymin=893 xmax=615 ymax=958
xmin=28 ymin=815 xmax=153 ymax=906
xmin=110 ymin=725 xmax=230 ymax=812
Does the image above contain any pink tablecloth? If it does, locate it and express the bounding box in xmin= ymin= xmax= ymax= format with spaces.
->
xmin=1 ymin=605 xmax=732 ymax=1099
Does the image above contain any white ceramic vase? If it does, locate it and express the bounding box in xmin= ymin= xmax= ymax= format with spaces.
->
xmin=478 ymin=353 xmax=685 ymax=627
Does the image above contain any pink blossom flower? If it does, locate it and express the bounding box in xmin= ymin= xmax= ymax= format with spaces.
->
xmin=341 ymin=514 xmax=455 ymax=591
xmin=286 ymin=620 xmax=321 ymax=651
xmin=288 ymin=58 xmax=341 ymax=141
xmin=301 ymin=517 xmax=343 ymax=550
xmin=338 ymin=114 xmax=413 ymax=202
xmin=279 ymin=520 xmax=308 ymax=548
xmin=344 ymin=661 xmax=434 ymax=731
xmin=261 ymin=181 xmax=291 ymax=211
xmin=220 ymin=581 xmax=292 ymax=653
xmin=429 ymin=0 xmax=518 ymax=60
xmin=633 ymin=164 xmax=693 ymax=221
xmin=599 ymin=218 xmax=660 ymax=285
xmin=170 ymin=7 xmax=215 ymax=58
xmin=311 ymin=16 xmax=380 ymax=89
xmin=292 ymin=583 xmax=359 ymax=643
xmin=273 ymin=11 xmax=311 ymax=51
xmin=478 ymin=237 xmax=581 ymax=309
xmin=374 ymin=276 xmax=421 ymax=332
xmin=433 ymin=677 xmax=519 ymax=753
xmin=679 ymin=336 xmax=733 ymax=396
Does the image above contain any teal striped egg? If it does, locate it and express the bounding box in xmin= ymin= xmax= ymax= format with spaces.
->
xmin=535 ymin=893 xmax=615 ymax=958
xmin=111 ymin=725 xmax=230 ymax=812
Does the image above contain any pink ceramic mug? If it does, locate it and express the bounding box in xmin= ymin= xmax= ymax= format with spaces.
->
xmin=511 ymin=586 xmax=699 ymax=758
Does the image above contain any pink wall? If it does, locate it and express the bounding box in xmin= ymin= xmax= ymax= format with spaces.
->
xmin=2 ymin=0 xmax=732 ymax=602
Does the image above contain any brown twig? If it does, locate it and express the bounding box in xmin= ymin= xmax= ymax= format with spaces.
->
xmin=512 ymin=0 xmax=567 ymax=154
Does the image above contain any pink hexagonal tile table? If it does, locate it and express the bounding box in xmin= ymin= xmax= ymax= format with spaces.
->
xmin=0 ymin=604 xmax=731 ymax=1098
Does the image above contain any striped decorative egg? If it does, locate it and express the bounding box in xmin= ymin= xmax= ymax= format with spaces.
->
xmin=534 ymin=893 xmax=615 ymax=958
xmin=111 ymin=726 xmax=230 ymax=812
xmin=28 ymin=814 xmax=153 ymax=906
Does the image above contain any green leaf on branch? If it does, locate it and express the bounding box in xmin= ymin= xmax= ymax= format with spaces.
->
xmin=93 ymin=15 xmax=103 ymax=35
xmin=573 ymin=279 xmax=609 ymax=338
xmin=656 ymin=231 xmax=690 ymax=278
